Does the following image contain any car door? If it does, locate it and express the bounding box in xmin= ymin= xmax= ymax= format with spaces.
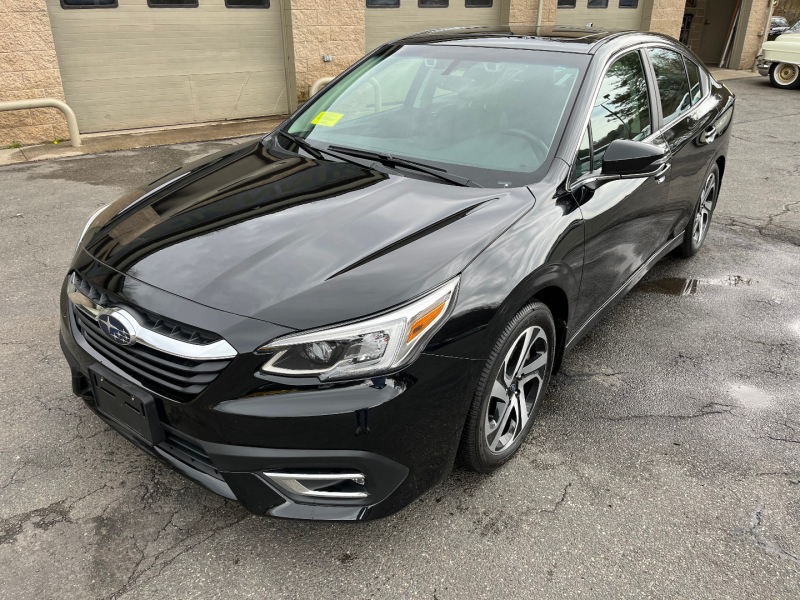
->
xmin=570 ymin=49 xmax=672 ymax=328
xmin=645 ymin=47 xmax=719 ymax=241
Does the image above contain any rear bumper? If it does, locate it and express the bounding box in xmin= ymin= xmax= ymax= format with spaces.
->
xmin=59 ymin=273 xmax=479 ymax=520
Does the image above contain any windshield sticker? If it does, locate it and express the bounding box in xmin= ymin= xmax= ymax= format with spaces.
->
xmin=311 ymin=112 xmax=344 ymax=127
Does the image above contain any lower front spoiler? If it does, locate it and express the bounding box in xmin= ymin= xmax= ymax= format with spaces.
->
xmin=62 ymin=333 xmax=409 ymax=522
xmin=82 ymin=396 xmax=408 ymax=521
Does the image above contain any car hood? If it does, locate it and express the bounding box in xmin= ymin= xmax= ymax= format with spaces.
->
xmin=82 ymin=139 xmax=535 ymax=330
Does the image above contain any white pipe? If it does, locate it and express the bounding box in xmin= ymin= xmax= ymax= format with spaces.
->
xmin=309 ymin=77 xmax=334 ymax=98
xmin=0 ymin=98 xmax=81 ymax=147
xmin=536 ymin=0 xmax=543 ymax=27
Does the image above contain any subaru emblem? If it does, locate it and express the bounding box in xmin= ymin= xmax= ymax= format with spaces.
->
xmin=98 ymin=312 xmax=136 ymax=346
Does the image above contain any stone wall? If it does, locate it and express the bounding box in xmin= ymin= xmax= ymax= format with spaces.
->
xmin=738 ymin=0 xmax=770 ymax=69
xmin=646 ymin=0 xmax=684 ymax=38
xmin=0 ymin=0 xmax=69 ymax=147
xmin=290 ymin=0 xmax=366 ymax=103
xmin=509 ymin=0 xmax=557 ymax=28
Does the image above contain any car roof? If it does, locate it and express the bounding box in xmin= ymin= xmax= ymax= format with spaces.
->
xmin=393 ymin=26 xmax=634 ymax=54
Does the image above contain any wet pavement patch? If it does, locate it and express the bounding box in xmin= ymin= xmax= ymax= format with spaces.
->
xmin=635 ymin=277 xmax=700 ymax=296
xmin=635 ymin=275 xmax=753 ymax=296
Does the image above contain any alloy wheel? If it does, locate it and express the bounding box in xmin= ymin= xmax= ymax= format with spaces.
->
xmin=693 ymin=172 xmax=716 ymax=246
xmin=484 ymin=325 xmax=548 ymax=455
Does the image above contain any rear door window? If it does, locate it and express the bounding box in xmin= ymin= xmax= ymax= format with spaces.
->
xmin=684 ymin=58 xmax=702 ymax=105
xmin=647 ymin=48 xmax=692 ymax=126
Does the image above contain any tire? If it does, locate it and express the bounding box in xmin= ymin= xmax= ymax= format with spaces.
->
xmin=457 ymin=302 xmax=556 ymax=474
xmin=769 ymin=62 xmax=800 ymax=89
xmin=674 ymin=164 xmax=719 ymax=259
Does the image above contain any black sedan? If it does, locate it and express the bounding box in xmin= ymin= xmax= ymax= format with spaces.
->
xmin=59 ymin=27 xmax=734 ymax=521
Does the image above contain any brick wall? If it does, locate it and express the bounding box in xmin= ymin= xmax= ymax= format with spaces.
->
xmin=290 ymin=0 xmax=366 ymax=103
xmin=0 ymin=0 xmax=69 ymax=147
xmin=509 ymin=0 xmax=557 ymax=27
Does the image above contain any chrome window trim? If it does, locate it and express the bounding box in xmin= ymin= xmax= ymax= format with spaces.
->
xmin=565 ymin=40 xmax=711 ymax=190
xmin=67 ymin=274 xmax=237 ymax=361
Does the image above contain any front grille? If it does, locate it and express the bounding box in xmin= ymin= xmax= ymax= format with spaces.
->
xmin=159 ymin=428 xmax=222 ymax=480
xmin=73 ymin=307 xmax=230 ymax=403
xmin=71 ymin=272 xmax=220 ymax=345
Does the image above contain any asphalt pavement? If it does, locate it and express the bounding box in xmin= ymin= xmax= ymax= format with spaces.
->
xmin=1 ymin=76 xmax=798 ymax=599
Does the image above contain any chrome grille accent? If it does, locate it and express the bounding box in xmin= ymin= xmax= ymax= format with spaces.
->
xmin=68 ymin=272 xmax=236 ymax=402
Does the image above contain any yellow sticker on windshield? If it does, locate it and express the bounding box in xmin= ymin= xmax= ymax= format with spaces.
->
xmin=311 ymin=111 xmax=344 ymax=127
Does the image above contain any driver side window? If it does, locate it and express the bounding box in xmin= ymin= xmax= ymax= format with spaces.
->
xmin=590 ymin=51 xmax=652 ymax=170
xmin=574 ymin=51 xmax=652 ymax=179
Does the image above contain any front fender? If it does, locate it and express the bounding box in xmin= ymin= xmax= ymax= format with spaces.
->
xmin=427 ymin=185 xmax=584 ymax=363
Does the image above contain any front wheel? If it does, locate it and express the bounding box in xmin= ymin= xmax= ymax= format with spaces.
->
xmin=769 ymin=62 xmax=800 ymax=89
xmin=458 ymin=302 xmax=555 ymax=474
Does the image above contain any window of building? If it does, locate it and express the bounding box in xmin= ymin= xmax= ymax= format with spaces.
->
xmin=465 ymin=0 xmax=492 ymax=6
xmin=419 ymin=0 xmax=448 ymax=6
xmin=226 ymin=0 xmax=268 ymax=6
xmin=367 ymin=0 xmax=399 ymax=6
xmin=580 ymin=51 xmax=652 ymax=172
xmin=557 ymin=0 xmax=576 ymax=7
xmin=60 ymin=0 xmax=117 ymax=7
xmin=587 ymin=0 xmax=608 ymax=7
xmin=148 ymin=0 xmax=198 ymax=6
xmin=647 ymin=47 xmax=692 ymax=126
xmin=619 ymin=0 xmax=637 ymax=7
xmin=684 ymin=58 xmax=702 ymax=105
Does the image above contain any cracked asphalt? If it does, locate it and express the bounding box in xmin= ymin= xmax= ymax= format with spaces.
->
xmin=1 ymin=76 xmax=799 ymax=599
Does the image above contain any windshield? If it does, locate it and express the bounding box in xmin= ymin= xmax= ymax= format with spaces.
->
xmin=286 ymin=45 xmax=588 ymax=188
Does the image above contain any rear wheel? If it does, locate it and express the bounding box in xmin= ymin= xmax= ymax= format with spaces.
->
xmin=675 ymin=164 xmax=719 ymax=259
xmin=458 ymin=302 xmax=555 ymax=473
xmin=769 ymin=62 xmax=800 ymax=89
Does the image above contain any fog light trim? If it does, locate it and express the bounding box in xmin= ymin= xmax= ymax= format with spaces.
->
xmin=263 ymin=472 xmax=368 ymax=499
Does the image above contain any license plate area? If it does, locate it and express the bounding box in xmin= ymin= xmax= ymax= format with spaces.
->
xmin=89 ymin=365 xmax=164 ymax=446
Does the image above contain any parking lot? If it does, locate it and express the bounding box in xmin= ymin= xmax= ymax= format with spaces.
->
xmin=1 ymin=76 xmax=798 ymax=599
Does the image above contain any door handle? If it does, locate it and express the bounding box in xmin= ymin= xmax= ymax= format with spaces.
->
xmin=704 ymin=126 xmax=717 ymax=143
xmin=654 ymin=162 xmax=671 ymax=184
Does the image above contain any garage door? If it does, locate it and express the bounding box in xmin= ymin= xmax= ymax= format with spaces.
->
xmin=366 ymin=0 xmax=503 ymax=53
xmin=45 ymin=0 xmax=290 ymax=133
xmin=554 ymin=3 xmax=645 ymax=32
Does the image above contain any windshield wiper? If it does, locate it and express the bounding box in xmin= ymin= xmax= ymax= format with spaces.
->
xmin=327 ymin=145 xmax=480 ymax=188
xmin=277 ymin=131 xmax=371 ymax=170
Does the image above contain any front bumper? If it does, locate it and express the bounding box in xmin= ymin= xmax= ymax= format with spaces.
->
xmin=59 ymin=270 xmax=479 ymax=521
xmin=757 ymin=57 xmax=772 ymax=76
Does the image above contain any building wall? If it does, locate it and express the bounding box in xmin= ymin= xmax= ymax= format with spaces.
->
xmin=290 ymin=0 xmax=366 ymax=103
xmin=0 ymin=0 xmax=69 ymax=147
xmin=645 ymin=0 xmax=684 ymax=38
xmin=509 ymin=0 xmax=558 ymax=27
xmin=737 ymin=0 xmax=770 ymax=69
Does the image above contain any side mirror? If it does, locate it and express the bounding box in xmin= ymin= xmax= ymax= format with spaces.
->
xmin=601 ymin=139 xmax=667 ymax=177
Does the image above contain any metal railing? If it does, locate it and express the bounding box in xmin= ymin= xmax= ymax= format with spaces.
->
xmin=0 ymin=98 xmax=81 ymax=147
xmin=309 ymin=77 xmax=334 ymax=98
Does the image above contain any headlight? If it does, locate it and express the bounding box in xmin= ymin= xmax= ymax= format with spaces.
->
xmin=258 ymin=276 xmax=460 ymax=380
xmin=76 ymin=204 xmax=109 ymax=251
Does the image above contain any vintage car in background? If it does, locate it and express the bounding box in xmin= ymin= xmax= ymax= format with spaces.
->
xmin=757 ymin=22 xmax=800 ymax=89
xmin=769 ymin=16 xmax=790 ymax=40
